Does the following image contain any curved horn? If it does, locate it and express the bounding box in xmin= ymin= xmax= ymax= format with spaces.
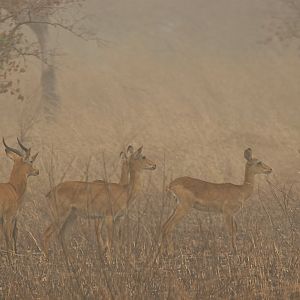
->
xmin=17 ymin=137 xmax=30 ymax=152
xmin=17 ymin=137 xmax=31 ymax=158
xmin=3 ymin=138 xmax=23 ymax=157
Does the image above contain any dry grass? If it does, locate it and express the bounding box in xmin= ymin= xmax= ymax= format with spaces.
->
xmin=1 ymin=0 xmax=300 ymax=298
xmin=0 ymin=156 xmax=299 ymax=300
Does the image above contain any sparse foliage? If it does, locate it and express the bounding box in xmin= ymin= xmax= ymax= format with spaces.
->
xmin=268 ymin=0 xmax=300 ymax=47
xmin=0 ymin=0 xmax=86 ymax=99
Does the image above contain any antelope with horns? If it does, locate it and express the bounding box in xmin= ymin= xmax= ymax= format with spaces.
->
xmin=161 ymin=148 xmax=272 ymax=253
xmin=43 ymin=146 xmax=156 ymax=256
xmin=0 ymin=138 xmax=39 ymax=253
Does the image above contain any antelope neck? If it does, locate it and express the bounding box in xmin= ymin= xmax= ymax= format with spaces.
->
xmin=9 ymin=165 xmax=27 ymax=198
xmin=127 ymin=169 xmax=143 ymax=201
xmin=119 ymin=163 xmax=129 ymax=185
xmin=243 ymin=164 xmax=255 ymax=195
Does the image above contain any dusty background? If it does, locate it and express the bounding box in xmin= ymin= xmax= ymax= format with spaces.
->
xmin=1 ymin=0 xmax=300 ymax=184
xmin=0 ymin=1 xmax=300 ymax=298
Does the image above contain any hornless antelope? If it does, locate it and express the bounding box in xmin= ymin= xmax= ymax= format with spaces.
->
xmin=162 ymin=148 xmax=272 ymax=252
xmin=43 ymin=146 xmax=156 ymax=256
xmin=93 ymin=145 xmax=134 ymax=185
xmin=92 ymin=145 xmax=133 ymax=240
xmin=0 ymin=138 xmax=39 ymax=253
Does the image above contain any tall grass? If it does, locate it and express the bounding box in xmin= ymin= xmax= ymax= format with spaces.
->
xmin=0 ymin=155 xmax=299 ymax=300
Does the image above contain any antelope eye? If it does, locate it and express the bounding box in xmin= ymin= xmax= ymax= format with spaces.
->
xmin=257 ymin=161 xmax=262 ymax=165
xmin=142 ymin=156 xmax=146 ymax=159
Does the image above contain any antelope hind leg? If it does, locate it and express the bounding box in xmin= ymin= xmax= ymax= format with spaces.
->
xmin=161 ymin=203 xmax=191 ymax=255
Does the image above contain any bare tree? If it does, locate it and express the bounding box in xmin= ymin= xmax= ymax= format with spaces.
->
xmin=268 ymin=0 xmax=300 ymax=46
xmin=0 ymin=0 xmax=90 ymax=120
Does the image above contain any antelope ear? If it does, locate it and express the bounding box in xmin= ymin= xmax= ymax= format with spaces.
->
xmin=120 ymin=151 xmax=126 ymax=160
xmin=133 ymin=146 xmax=143 ymax=157
xmin=31 ymin=152 xmax=39 ymax=162
xmin=127 ymin=145 xmax=134 ymax=155
xmin=244 ymin=148 xmax=252 ymax=161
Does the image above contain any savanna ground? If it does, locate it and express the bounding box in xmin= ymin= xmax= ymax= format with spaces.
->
xmin=1 ymin=0 xmax=300 ymax=299
xmin=0 ymin=158 xmax=299 ymax=299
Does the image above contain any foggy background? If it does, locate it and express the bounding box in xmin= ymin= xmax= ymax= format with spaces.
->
xmin=1 ymin=0 xmax=300 ymax=185
xmin=0 ymin=2 xmax=299 ymax=298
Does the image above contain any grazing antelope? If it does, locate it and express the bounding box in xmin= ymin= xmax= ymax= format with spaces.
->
xmin=162 ymin=148 xmax=272 ymax=253
xmin=0 ymin=138 xmax=39 ymax=253
xmin=43 ymin=146 xmax=156 ymax=256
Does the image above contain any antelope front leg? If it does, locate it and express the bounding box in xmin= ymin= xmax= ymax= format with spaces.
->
xmin=0 ymin=217 xmax=4 ymax=246
xmin=104 ymin=215 xmax=114 ymax=258
xmin=94 ymin=218 xmax=105 ymax=249
xmin=3 ymin=217 xmax=16 ymax=253
xmin=113 ymin=215 xmax=123 ymax=241
xmin=224 ymin=214 xmax=237 ymax=251
xmin=12 ymin=218 xmax=18 ymax=254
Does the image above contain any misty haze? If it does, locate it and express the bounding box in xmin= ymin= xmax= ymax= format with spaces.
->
xmin=0 ymin=0 xmax=299 ymax=299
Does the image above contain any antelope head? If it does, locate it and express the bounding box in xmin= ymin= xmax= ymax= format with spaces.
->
xmin=244 ymin=148 xmax=272 ymax=175
xmin=129 ymin=146 xmax=156 ymax=171
xmin=3 ymin=138 xmax=39 ymax=177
